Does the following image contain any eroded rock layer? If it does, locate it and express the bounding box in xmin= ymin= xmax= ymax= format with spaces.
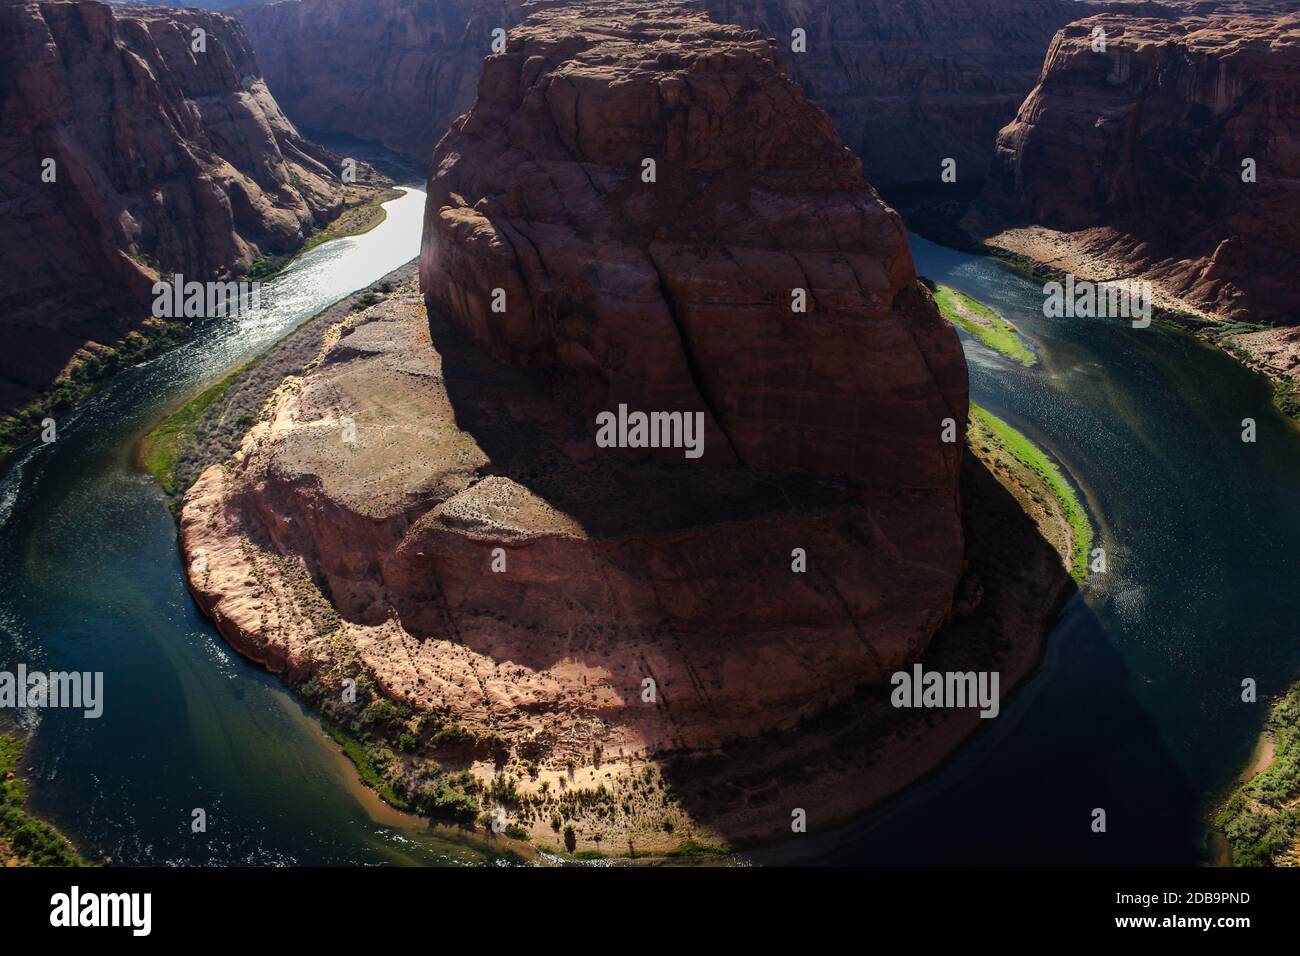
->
xmin=985 ymin=11 xmax=1300 ymax=322
xmin=0 ymin=0 xmax=346 ymax=413
xmin=183 ymin=283 xmax=965 ymax=759
xmin=235 ymin=0 xmax=1127 ymax=187
xmin=702 ymin=0 xmax=1094 ymax=186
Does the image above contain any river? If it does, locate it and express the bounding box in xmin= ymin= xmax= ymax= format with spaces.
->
xmin=3 ymin=198 xmax=1298 ymax=865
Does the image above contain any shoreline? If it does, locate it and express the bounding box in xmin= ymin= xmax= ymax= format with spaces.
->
xmin=0 ymin=727 xmax=83 ymax=867
xmin=273 ymin=692 xmax=540 ymax=864
xmin=136 ymin=239 xmax=418 ymax=504
xmin=927 ymin=281 xmax=1037 ymax=368
xmin=1213 ymin=684 xmax=1300 ymax=866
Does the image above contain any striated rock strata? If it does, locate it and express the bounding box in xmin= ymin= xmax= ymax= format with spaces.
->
xmin=182 ymin=1 xmax=1003 ymax=851
xmin=983 ymin=11 xmax=1300 ymax=323
xmin=181 ymin=277 xmax=1075 ymax=850
xmin=0 ymin=0 xmax=348 ymax=414
xmin=421 ymin=0 xmax=968 ymax=486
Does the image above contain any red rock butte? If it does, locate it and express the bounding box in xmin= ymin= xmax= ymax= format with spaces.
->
xmin=182 ymin=0 xmax=972 ymax=840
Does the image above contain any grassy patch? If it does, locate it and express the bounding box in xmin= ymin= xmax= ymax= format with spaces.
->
xmin=927 ymin=280 xmax=1036 ymax=367
xmin=0 ymin=732 xmax=83 ymax=866
xmin=2 ymin=190 xmax=402 ymax=466
xmin=969 ymin=404 xmax=1093 ymax=582
xmin=1216 ymin=684 xmax=1300 ymax=866
xmin=1271 ymin=377 xmax=1300 ymax=425
xmin=138 ymin=361 xmax=258 ymax=498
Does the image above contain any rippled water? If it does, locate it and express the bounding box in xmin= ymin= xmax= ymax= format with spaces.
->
xmin=759 ymin=235 xmax=1300 ymax=865
xmin=0 ymin=187 xmax=516 ymax=865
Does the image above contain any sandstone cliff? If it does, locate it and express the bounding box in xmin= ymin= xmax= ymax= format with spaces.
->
xmin=182 ymin=1 xmax=985 ymax=850
xmin=983 ymin=11 xmax=1300 ymax=323
xmin=0 ymin=0 xmax=346 ymax=414
xmin=421 ymin=0 xmax=968 ymax=486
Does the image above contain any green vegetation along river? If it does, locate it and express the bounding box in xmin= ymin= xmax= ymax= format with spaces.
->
xmin=758 ymin=234 xmax=1300 ymax=865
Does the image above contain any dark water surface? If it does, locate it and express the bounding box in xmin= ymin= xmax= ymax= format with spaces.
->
xmin=3 ymin=208 xmax=1297 ymax=865
xmin=760 ymin=235 xmax=1300 ymax=865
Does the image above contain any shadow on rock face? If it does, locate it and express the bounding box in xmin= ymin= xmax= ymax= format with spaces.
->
xmin=650 ymin=453 xmax=1082 ymax=848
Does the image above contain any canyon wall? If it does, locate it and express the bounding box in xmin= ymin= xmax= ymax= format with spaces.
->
xmin=985 ymin=11 xmax=1300 ymax=322
xmin=235 ymin=0 xmax=524 ymax=162
xmin=701 ymin=0 xmax=1091 ymax=187
xmin=0 ymin=0 xmax=345 ymax=415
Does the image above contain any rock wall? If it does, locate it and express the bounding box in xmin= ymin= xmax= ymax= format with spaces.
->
xmin=985 ymin=11 xmax=1300 ymax=322
xmin=235 ymin=0 xmax=1108 ymax=188
xmin=0 ymin=0 xmax=345 ymax=414
xmin=702 ymin=0 xmax=1092 ymax=187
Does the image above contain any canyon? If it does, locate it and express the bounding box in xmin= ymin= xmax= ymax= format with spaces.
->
xmin=0 ymin=0 xmax=355 ymax=417
xmin=235 ymin=0 xmax=1100 ymax=188
xmin=179 ymin=0 xmax=1071 ymax=852
xmin=234 ymin=0 xmax=522 ymax=164
xmin=700 ymin=0 xmax=1094 ymax=186
xmin=5 ymin=0 xmax=1291 ymax=872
